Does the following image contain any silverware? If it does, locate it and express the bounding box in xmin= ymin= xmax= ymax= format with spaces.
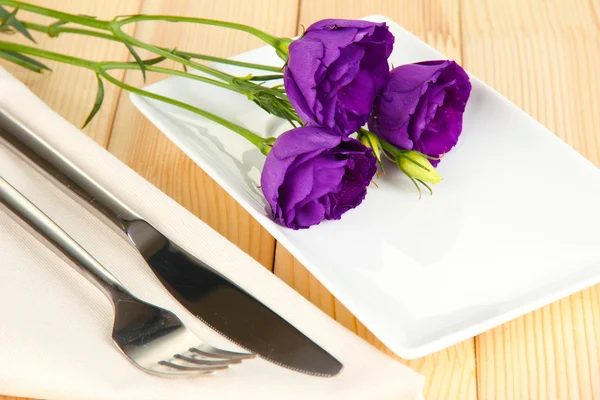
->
xmin=0 ymin=175 xmax=254 ymax=376
xmin=0 ymin=108 xmax=343 ymax=377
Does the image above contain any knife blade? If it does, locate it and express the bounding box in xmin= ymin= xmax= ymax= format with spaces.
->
xmin=0 ymin=108 xmax=343 ymax=377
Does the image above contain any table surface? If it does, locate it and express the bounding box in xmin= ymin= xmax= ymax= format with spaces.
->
xmin=1 ymin=1 xmax=599 ymax=399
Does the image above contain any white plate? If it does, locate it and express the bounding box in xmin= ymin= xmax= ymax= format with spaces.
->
xmin=131 ymin=15 xmax=600 ymax=359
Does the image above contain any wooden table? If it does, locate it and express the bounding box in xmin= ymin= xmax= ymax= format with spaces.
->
xmin=1 ymin=1 xmax=599 ymax=399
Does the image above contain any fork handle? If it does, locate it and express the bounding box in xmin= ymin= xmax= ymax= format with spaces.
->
xmin=0 ymin=108 xmax=139 ymax=233
xmin=0 ymin=175 xmax=125 ymax=300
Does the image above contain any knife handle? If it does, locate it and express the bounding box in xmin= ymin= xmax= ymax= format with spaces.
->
xmin=0 ymin=108 xmax=139 ymax=232
xmin=0 ymin=175 xmax=126 ymax=300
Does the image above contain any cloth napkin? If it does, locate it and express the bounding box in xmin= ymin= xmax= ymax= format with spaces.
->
xmin=0 ymin=67 xmax=424 ymax=400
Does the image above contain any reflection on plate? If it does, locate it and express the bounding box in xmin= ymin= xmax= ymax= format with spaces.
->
xmin=131 ymin=16 xmax=600 ymax=359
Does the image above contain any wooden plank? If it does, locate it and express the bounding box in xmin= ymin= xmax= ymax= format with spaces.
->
xmin=0 ymin=0 xmax=141 ymax=146
xmin=0 ymin=398 xmax=32 ymax=400
xmin=4 ymin=1 xmax=600 ymax=400
xmin=460 ymin=0 xmax=600 ymax=398
xmin=276 ymin=1 xmax=477 ymax=399
xmin=106 ymin=0 xmax=300 ymax=269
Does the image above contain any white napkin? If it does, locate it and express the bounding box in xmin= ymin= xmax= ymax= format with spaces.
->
xmin=0 ymin=67 xmax=424 ymax=400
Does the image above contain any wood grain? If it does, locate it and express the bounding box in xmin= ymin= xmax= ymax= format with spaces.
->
xmin=2 ymin=0 xmax=600 ymax=399
xmin=0 ymin=397 xmax=33 ymax=400
xmin=105 ymin=0 xmax=300 ymax=269
xmin=0 ymin=0 xmax=141 ymax=145
xmin=461 ymin=0 xmax=600 ymax=398
xmin=283 ymin=2 xmax=477 ymax=400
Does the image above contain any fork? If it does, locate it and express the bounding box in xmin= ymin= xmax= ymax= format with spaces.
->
xmin=0 ymin=175 xmax=255 ymax=376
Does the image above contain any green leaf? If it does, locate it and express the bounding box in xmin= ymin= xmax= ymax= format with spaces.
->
xmin=416 ymin=179 xmax=433 ymax=195
xmin=378 ymin=159 xmax=385 ymax=174
xmin=248 ymin=74 xmax=284 ymax=82
xmin=408 ymin=176 xmax=422 ymax=198
xmin=142 ymin=55 xmax=166 ymax=66
xmin=48 ymin=20 xmax=68 ymax=37
xmin=0 ymin=6 xmax=36 ymax=43
xmin=0 ymin=7 xmax=11 ymax=32
xmin=398 ymin=152 xmax=428 ymax=171
xmin=237 ymin=73 xmax=253 ymax=81
xmin=176 ymin=52 xmax=191 ymax=72
xmin=124 ymin=42 xmax=146 ymax=82
xmin=0 ymin=50 xmax=50 ymax=73
xmin=82 ymin=74 xmax=105 ymax=128
xmin=125 ymin=55 xmax=165 ymax=66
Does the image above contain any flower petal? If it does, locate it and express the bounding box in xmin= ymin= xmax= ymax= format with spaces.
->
xmin=370 ymin=60 xmax=472 ymax=161
xmin=260 ymin=127 xmax=377 ymax=229
xmin=293 ymin=200 xmax=326 ymax=229
xmin=284 ymin=19 xmax=394 ymax=136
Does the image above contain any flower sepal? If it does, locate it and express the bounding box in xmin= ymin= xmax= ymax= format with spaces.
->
xmin=396 ymin=151 xmax=442 ymax=185
xmin=275 ymin=38 xmax=293 ymax=62
xmin=358 ymin=129 xmax=384 ymax=172
xmin=377 ymin=135 xmax=442 ymax=195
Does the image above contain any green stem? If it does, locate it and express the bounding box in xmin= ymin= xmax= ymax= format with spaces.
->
xmin=110 ymin=19 xmax=232 ymax=83
xmin=0 ymin=40 xmax=96 ymax=69
xmin=0 ymin=44 xmax=264 ymax=95
xmin=1 ymin=0 xmax=291 ymax=60
xmin=22 ymin=21 xmax=117 ymax=41
xmin=365 ymin=129 xmax=405 ymax=158
xmin=98 ymin=69 xmax=270 ymax=153
xmin=0 ymin=41 xmax=227 ymax=91
xmin=370 ymin=129 xmax=439 ymax=165
xmin=18 ymin=21 xmax=283 ymax=72
xmin=379 ymin=137 xmax=402 ymax=156
xmin=0 ymin=40 xmax=271 ymax=152
xmin=248 ymin=74 xmax=284 ymax=81
xmin=177 ymin=52 xmax=281 ymax=73
xmin=114 ymin=14 xmax=291 ymax=56
xmin=0 ymin=0 xmax=110 ymax=30
xmin=1 ymin=1 xmax=291 ymax=54
xmin=1 ymin=1 xmax=291 ymax=65
xmin=103 ymin=62 xmax=235 ymax=92
xmin=109 ymin=19 xmax=288 ymax=101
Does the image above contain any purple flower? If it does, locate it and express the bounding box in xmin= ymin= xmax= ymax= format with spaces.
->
xmin=261 ymin=126 xmax=377 ymax=229
xmin=284 ymin=19 xmax=394 ymax=136
xmin=368 ymin=60 xmax=472 ymax=165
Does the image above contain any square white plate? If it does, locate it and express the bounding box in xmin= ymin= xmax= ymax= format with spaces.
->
xmin=131 ymin=15 xmax=600 ymax=359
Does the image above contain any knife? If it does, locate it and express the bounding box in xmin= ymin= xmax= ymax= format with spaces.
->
xmin=0 ymin=108 xmax=343 ymax=377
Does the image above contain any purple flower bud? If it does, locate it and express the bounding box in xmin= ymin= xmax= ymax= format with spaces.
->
xmin=284 ymin=19 xmax=394 ymax=136
xmin=261 ymin=126 xmax=377 ymax=229
xmin=369 ymin=60 xmax=472 ymax=165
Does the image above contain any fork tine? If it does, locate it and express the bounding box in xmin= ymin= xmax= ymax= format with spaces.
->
xmin=174 ymin=354 xmax=241 ymax=366
xmin=158 ymin=360 xmax=228 ymax=372
xmin=190 ymin=345 xmax=256 ymax=360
